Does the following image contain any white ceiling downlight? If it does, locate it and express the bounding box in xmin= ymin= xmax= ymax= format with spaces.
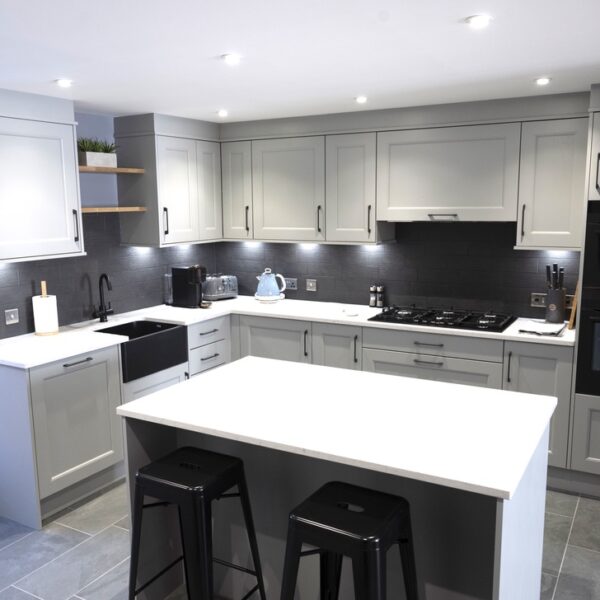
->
xmin=535 ymin=77 xmax=552 ymax=86
xmin=464 ymin=14 xmax=493 ymax=29
xmin=355 ymin=95 xmax=368 ymax=104
xmin=221 ymin=53 xmax=241 ymax=66
xmin=55 ymin=78 xmax=73 ymax=88
xmin=217 ymin=109 xmax=228 ymax=118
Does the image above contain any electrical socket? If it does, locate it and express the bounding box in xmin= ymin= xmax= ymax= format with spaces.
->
xmin=285 ymin=278 xmax=298 ymax=290
xmin=306 ymin=279 xmax=317 ymax=292
xmin=5 ymin=308 xmax=19 ymax=325
xmin=530 ymin=293 xmax=574 ymax=308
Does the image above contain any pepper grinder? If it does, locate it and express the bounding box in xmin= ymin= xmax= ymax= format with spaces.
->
xmin=376 ymin=285 xmax=385 ymax=308
xmin=369 ymin=285 xmax=377 ymax=307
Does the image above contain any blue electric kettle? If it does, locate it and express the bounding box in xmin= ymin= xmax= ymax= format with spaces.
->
xmin=256 ymin=268 xmax=286 ymax=298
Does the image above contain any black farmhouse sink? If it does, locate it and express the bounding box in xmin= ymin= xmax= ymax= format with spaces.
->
xmin=96 ymin=320 xmax=188 ymax=383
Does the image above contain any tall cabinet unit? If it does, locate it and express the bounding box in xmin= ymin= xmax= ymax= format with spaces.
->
xmin=252 ymin=136 xmax=325 ymax=241
xmin=588 ymin=112 xmax=600 ymax=201
xmin=222 ymin=141 xmax=253 ymax=239
xmin=516 ymin=118 xmax=588 ymax=249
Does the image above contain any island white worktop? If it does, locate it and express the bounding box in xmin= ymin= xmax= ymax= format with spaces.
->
xmin=117 ymin=355 xmax=556 ymax=500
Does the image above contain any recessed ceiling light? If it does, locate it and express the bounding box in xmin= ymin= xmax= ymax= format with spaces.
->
xmin=217 ymin=109 xmax=228 ymax=118
xmin=55 ymin=78 xmax=73 ymax=88
xmin=221 ymin=53 xmax=241 ymax=66
xmin=356 ymin=96 xmax=368 ymax=104
xmin=535 ymin=77 xmax=552 ymax=86
xmin=464 ymin=14 xmax=492 ymax=29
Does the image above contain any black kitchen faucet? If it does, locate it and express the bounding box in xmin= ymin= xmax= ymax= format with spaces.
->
xmin=93 ymin=273 xmax=114 ymax=322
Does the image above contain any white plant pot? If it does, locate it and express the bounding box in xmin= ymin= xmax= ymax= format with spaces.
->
xmin=78 ymin=151 xmax=117 ymax=168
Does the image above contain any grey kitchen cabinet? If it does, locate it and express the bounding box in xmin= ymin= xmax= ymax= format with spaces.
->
xmin=516 ymin=118 xmax=588 ymax=249
xmin=252 ymin=136 xmax=325 ymax=241
xmin=363 ymin=347 xmax=503 ymax=388
xmin=188 ymin=316 xmax=231 ymax=376
xmin=312 ymin=322 xmax=362 ymax=370
xmin=122 ymin=362 xmax=189 ymax=404
xmin=571 ymin=394 xmax=600 ymax=475
xmin=0 ymin=116 xmax=83 ymax=261
xmin=239 ymin=316 xmax=311 ymax=363
xmin=588 ymin=112 xmax=600 ymax=201
xmin=376 ymin=123 xmax=521 ymax=222
xmin=197 ymin=140 xmax=223 ymax=241
xmin=222 ymin=141 xmax=253 ymax=239
xmin=30 ymin=346 xmax=122 ymax=499
xmin=503 ymin=342 xmax=573 ymax=468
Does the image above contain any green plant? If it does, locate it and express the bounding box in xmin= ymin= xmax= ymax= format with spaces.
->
xmin=77 ymin=137 xmax=117 ymax=153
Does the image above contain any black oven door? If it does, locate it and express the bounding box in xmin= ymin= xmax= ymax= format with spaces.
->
xmin=582 ymin=205 xmax=600 ymax=288
xmin=576 ymin=303 xmax=600 ymax=395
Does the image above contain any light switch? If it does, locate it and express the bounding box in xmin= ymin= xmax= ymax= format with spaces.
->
xmin=5 ymin=308 xmax=19 ymax=325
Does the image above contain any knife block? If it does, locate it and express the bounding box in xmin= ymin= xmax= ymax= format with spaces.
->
xmin=546 ymin=288 xmax=566 ymax=323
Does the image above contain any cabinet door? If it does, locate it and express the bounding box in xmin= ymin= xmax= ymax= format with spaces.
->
xmin=571 ymin=393 xmax=600 ymax=474
xmin=377 ymin=123 xmax=520 ymax=222
xmin=197 ymin=140 xmax=222 ymax=241
xmin=222 ymin=141 xmax=253 ymax=239
xmin=30 ymin=347 xmax=122 ymax=498
xmin=122 ymin=363 xmax=189 ymax=404
xmin=363 ymin=348 xmax=502 ymax=388
xmin=588 ymin=113 xmax=600 ymax=202
xmin=156 ymin=136 xmax=199 ymax=244
xmin=517 ymin=118 xmax=588 ymax=249
xmin=503 ymin=342 xmax=573 ymax=468
xmin=239 ymin=316 xmax=311 ymax=363
xmin=326 ymin=133 xmax=376 ymax=242
xmin=253 ymin=137 xmax=325 ymax=241
xmin=0 ymin=117 xmax=82 ymax=260
xmin=312 ymin=323 xmax=362 ymax=370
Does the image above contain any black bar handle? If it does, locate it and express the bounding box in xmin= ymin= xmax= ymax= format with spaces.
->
xmin=414 ymin=359 xmax=444 ymax=367
xmin=163 ymin=207 xmax=169 ymax=236
xmin=201 ymin=353 xmax=220 ymax=362
xmin=414 ymin=341 xmax=444 ymax=348
xmin=317 ymin=205 xmax=322 ymax=233
xmin=507 ymin=351 xmax=513 ymax=383
xmin=73 ymin=209 xmax=80 ymax=242
xmin=353 ymin=335 xmax=359 ymax=363
xmin=199 ymin=329 xmax=219 ymax=336
xmin=245 ymin=205 xmax=250 ymax=232
xmin=596 ymin=153 xmax=600 ymax=194
xmin=367 ymin=205 xmax=372 ymax=235
xmin=521 ymin=204 xmax=526 ymax=240
xmin=63 ymin=356 xmax=93 ymax=368
xmin=304 ymin=330 xmax=309 ymax=357
xmin=184 ymin=372 xmax=190 ymax=380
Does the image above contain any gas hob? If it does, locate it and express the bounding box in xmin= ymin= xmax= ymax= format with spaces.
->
xmin=368 ymin=306 xmax=517 ymax=332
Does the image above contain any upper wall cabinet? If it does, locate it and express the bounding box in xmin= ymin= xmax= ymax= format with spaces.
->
xmin=196 ymin=140 xmax=222 ymax=241
xmin=252 ymin=136 xmax=325 ymax=241
xmin=588 ymin=113 xmax=600 ymax=202
xmin=516 ymin=118 xmax=588 ymax=249
xmin=0 ymin=116 xmax=83 ymax=262
xmin=376 ymin=123 xmax=521 ymax=222
xmin=222 ymin=141 xmax=253 ymax=239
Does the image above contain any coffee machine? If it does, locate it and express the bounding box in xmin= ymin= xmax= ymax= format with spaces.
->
xmin=171 ymin=265 xmax=207 ymax=308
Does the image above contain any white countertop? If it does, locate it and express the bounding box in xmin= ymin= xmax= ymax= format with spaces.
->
xmin=0 ymin=296 xmax=575 ymax=369
xmin=117 ymin=356 xmax=557 ymax=500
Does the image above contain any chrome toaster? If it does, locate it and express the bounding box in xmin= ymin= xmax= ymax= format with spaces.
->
xmin=203 ymin=274 xmax=238 ymax=300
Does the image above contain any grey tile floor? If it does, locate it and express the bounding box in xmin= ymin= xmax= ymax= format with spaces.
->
xmin=1 ymin=484 xmax=599 ymax=599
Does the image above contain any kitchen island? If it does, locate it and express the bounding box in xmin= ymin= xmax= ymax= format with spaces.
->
xmin=118 ymin=355 xmax=556 ymax=600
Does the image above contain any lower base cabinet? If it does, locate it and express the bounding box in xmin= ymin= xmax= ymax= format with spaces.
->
xmin=571 ymin=394 xmax=600 ymax=475
xmin=122 ymin=363 xmax=189 ymax=404
xmin=30 ymin=346 xmax=123 ymax=499
xmin=312 ymin=323 xmax=362 ymax=370
xmin=502 ymin=342 xmax=573 ymax=468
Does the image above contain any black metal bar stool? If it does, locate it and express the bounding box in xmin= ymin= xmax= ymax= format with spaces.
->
xmin=128 ymin=446 xmax=267 ymax=600
xmin=280 ymin=481 xmax=418 ymax=600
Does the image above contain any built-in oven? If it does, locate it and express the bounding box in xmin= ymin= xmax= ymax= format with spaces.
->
xmin=580 ymin=203 xmax=600 ymax=288
xmin=576 ymin=288 xmax=600 ymax=394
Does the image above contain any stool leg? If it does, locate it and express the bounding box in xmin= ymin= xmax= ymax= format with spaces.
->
xmin=319 ymin=551 xmax=343 ymax=600
xmin=398 ymin=537 xmax=418 ymax=600
xmin=238 ymin=475 xmax=267 ymax=600
xmin=364 ymin=549 xmax=386 ymax=600
xmin=351 ymin=554 xmax=368 ymax=600
xmin=128 ymin=483 xmax=145 ymax=600
xmin=280 ymin=520 xmax=302 ymax=600
xmin=178 ymin=496 xmax=213 ymax=600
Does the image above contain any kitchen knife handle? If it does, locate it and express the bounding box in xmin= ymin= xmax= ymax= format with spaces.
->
xmin=245 ymin=205 xmax=250 ymax=232
xmin=72 ymin=209 xmax=80 ymax=243
xmin=200 ymin=353 xmax=220 ymax=362
xmin=414 ymin=341 xmax=444 ymax=348
xmin=317 ymin=205 xmax=322 ymax=233
xmin=353 ymin=335 xmax=359 ymax=363
xmin=596 ymin=153 xmax=600 ymax=194
xmin=63 ymin=356 xmax=93 ymax=369
xmin=506 ymin=351 xmax=512 ymax=383
xmin=521 ymin=204 xmax=526 ymax=240
xmin=413 ymin=359 xmax=444 ymax=367
xmin=185 ymin=372 xmax=190 ymax=380
xmin=304 ymin=330 xmax=309 ymax=357
xmin=163 ymin=207 xmax=170 ymax=236
xmin=367 ymin=205 xmax=372 ymax=235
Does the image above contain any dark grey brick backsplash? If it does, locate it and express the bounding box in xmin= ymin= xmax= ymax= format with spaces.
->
xmin=0 ymin=220 xmax=580 ymax=339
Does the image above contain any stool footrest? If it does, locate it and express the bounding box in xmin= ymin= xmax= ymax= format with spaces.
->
xmin=218 ymin=492 xmax=241 ymax=499
xmin=213 ymin=556 xmax=258 ymax=576
xmin=142 ymin=501 xmax=170 ymax=509
xmin=240 ymin=583 xmax=260 ymax=600
xmin=299 ymin=548 xmax=322 ymax=557
xmin=134 ymin=555 xmax=183 ymax=596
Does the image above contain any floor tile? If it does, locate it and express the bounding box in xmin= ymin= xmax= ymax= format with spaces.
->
xmin=546 ymin=490 xmax=579 ymax=517
xmin=55 ymin=484 xmax=129 ymax=535
xmin=0 ymin=518 xmax=33 ymax=552
xmin=77 ymin=557 xmax=129 ymax=600
xmin=554 ymin=545 xmax=600 ymax=599
xmin=113 ymin=517 xmax=129 ymax=531
xmin=541 ymin=571 xmax=557 ymax=600
xmin=0 ymin=523 xmax=88 ymax=590
xmin=543 ymin=512 xmax=572 ymax=575
xmin=0 ymin=587 xmax=41 ymax=600
xmin=569 ymin=497 xmax=600 ymax=553
xmin=16 ymin=526 xmax=129 ymax=600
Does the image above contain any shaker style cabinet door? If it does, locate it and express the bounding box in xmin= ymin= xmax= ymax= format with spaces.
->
xmin=0 ymin=117 xmax=82 ymax=261
xmin=325 ymin=133 xmax=376 ymax=243
xmin=503 ymin=342 xmax=573 ymax=468
xmin=571 ymin=393 xmax=600 ymax=475
xmin=196 ymin=140 xmax=222 ymax=241
xmin=222 ymin=141 xmax=253 ymax=239
xmin=156 ymin=135 xmax=199 ymax=244
xmin=312 ymin=323 xmax=362 ymax=370
xmin=517 ymin=118 xmax=588 ymax=249
xmin=588 ymin=113 xmax=600 ymax=202
xmin=30 ymin=347 xmax=122 ymax=498
xmin=252 ymin=137 xmax=325 ymax=241
xmin=376 ymin=123 xmax=520 ymax=222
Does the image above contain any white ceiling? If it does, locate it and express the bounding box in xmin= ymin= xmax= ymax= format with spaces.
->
xmin=1 ymin=0 xmax=599 ymax=123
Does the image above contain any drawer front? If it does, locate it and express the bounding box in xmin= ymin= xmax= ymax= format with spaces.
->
xmin=362 ymin=327 xmax=503 ymax=363
xmin=188 ymin=316 xmax=230 ymax=350
xmin=189 ymin=339 xmax=230 ymax=375
xmin=363 ymin=348 xmax=503 ymax=389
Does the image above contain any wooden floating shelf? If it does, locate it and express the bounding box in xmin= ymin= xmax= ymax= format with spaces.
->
xmin=82 ymin=206 xmax=147 ymax=214
xmin=79 ymin=166 xmax=145 ymax=174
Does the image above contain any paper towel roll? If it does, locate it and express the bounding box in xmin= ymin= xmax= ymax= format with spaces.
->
xmin=33 ymin=295 xmax=59 ymax=336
